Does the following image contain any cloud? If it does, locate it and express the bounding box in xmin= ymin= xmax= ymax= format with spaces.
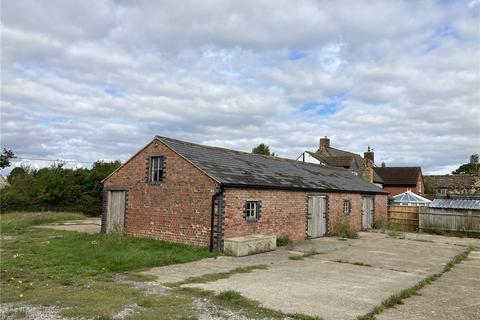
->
xmin=1 ymin=0 xmax=479 ymax=176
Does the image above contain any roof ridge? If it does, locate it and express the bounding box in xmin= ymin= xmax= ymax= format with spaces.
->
xmin=157 ymin=135 xmax=352 ymax=173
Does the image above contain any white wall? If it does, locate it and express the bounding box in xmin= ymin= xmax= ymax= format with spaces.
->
xmin=296 ymin=152 xmax=321 ymax=164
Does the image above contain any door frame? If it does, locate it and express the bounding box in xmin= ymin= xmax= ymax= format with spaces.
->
xmin=307 ymin=194 xmax=329 ymax=238
xmin=103 ymin=187 xmax=128 ymax=234
xmin=362 ymin=196 xmax=374 ymax=230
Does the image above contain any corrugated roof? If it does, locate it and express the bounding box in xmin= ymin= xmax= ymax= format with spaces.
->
xmin=374 ymin=167 xmax=421 ymax=186
xmin=158 ymin=136 xmax=386 ymax=194
xmin=430 ymin=198 xmax=480 ymax=210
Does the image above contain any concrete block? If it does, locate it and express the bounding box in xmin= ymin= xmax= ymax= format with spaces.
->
xmin=223 ymin=235 xmax=276 ymax=257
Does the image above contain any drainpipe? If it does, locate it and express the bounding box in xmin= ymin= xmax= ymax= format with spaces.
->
xmin=210 ymin=184 xmax=224 ymax=252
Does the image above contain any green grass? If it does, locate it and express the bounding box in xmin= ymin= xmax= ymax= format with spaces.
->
xmin=0 ymin=212 xmax=319 ymax=319
xmin=0 ymin=212 xmax=216 ymax=318
xmin=1 ymin=211 xmax=85 ymax=234
xmin=165 ymin=264 xmax=269 ymax=287
xmin=357 ymin=247 xmax=473 ymax=320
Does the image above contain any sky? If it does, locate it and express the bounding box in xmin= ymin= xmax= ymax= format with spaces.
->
xmin=1 ymin=0 xmax=479 ymax=175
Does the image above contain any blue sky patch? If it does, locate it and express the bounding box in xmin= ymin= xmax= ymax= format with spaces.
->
xmin=104 ymin=85 xmax=122 ymax=97
xmin=288 ymin=50 xmax=311 ymax=61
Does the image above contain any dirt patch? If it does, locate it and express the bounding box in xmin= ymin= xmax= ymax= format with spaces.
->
xmin=114 ymin=274 xmax=168 ymax=295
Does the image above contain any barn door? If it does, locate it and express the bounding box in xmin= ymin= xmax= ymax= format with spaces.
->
xmin=307 ymin=196 xmax=327 ymax=238
xmin=362 ymin=197 xmax=374 ymax=229
xmin=107 ymin=191 xmax=126 ymax=233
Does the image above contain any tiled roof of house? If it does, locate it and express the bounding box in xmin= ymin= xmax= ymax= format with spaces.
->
xmin=424 ymin=175 xmax=479 ymax=189
xmin=158 ymin=136 xmax=386 ymax=194
xmin=373 ymin=167 xmax=422 ymax=186
xmin=308 ymin=149 xmax=384 ymax=184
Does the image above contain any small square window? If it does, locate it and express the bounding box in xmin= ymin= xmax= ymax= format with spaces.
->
xmin=343 ymin=200 xmax=351 ymax=215
xmin=245 ymin=201 xmax=259 ymax=222
xmin=150 ymin=156 xmax=164 ymax=184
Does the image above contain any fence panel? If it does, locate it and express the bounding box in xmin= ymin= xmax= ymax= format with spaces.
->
xmin=388 ymin=205 xmax=419 ymax=231
xmin=419 ymin=208 xmax=480 ymax=233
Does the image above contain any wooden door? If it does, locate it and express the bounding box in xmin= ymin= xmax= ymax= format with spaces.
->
xmin=362 ymin=197 xmax=374 ymax=229
xmin=107 ymin=191 xmax=126 ymax=233
xmin=307 ymin=196 xmax=327 ymax=238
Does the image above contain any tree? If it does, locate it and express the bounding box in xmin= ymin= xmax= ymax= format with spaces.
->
xmin=252 ymin=143 xmax=276 ymax=156
xmin=452 ymin=154 xmax=480 ymax=175
xmin=0 ymin=148 xmax=15 ymax=168
xmin=452 ymin=163 xmax=480 ymax=175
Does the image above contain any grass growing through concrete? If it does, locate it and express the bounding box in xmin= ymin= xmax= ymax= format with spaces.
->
xmin=357 ymin=247 xmax=473 ymax=320
xmin=334 ymin=259 xmax=373 ymax=267
xmin=289 ymin=250 xmax=319 ymax=260
xmin=165 ymin=264 xmax=269 ymax=287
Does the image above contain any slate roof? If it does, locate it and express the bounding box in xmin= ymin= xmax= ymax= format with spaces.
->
xmin=373 ymin=167 xmax=422 ymax=186
xmin=430 ymin=198 xmax=480 ymax=210
xmin=158 ymin=136 xmax=386 ymax=194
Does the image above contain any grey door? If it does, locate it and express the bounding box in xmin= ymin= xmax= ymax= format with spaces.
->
xmin=107 ymin=191 xmax=126 ymax=233
xmin=362 ymin=197 xmax=374 ymax=229
xmin=307 ymin=196 xmax=327 ymax=238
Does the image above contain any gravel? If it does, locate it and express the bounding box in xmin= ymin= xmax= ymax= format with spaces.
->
xmin=0 ymin=303 xmax=85 ymax=320
xmin=192 ymin=298 xmax=297 ymax=320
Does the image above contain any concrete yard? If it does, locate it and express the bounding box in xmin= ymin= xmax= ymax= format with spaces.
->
xmin=378 ymin=250 xmax=480 ymax=320
xmin=145 ymin=232 xmax=480 ymax=320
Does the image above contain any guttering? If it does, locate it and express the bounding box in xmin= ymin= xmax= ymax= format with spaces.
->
xmin=209 ymin=184 xmax=224 ymax=252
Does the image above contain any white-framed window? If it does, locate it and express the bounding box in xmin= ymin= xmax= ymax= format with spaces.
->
xmin=150 ymin=156 xmax=164 ymax=184
xmin=343 ymin=200 xmax=351 ymax=215
xmin=245 ymin=201 xmax=260 ymax=222
xmin=438 ymin=188 xmax=448 ymax=196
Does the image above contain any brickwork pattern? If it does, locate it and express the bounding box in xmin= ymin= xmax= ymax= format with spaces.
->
xmin=104 ymin=141 xmax=219 ymax=247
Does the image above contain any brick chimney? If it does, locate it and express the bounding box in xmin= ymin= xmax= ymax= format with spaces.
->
xmin=364 ymin=146 xmax=374 ymax=164
xmin=320 ymin=136 xmax=330 ymax=150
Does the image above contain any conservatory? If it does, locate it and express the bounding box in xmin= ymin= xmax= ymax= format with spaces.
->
xmin=393 ymin=190 xmax=432 ymax=206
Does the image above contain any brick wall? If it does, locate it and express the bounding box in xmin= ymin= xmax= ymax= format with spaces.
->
xmin=374 ymin=194 xmax=388 ymax=224
xmin=104 ymin=140 xmax=219 ymax=247
xmin=384 ymin=186 xmax=418 ymax=196
xmin=223 ymin=188 xmax=388 ymax=240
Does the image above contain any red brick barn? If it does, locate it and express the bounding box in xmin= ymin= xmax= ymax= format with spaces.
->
xmin=102 ymin=136 xmax=388 ymax=250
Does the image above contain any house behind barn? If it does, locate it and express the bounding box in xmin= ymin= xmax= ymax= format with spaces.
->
xmin=102 ymin=136 xmax=388 ymax=250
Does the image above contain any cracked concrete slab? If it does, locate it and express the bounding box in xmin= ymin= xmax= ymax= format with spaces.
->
xmin=377 ymin=250 xmax=480 ymax=320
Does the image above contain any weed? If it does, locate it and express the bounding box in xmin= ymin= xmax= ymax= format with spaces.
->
xmin=330 ymin=220 xmax=358 ymax=239
xmin=276 ymin=237 xmax=290 ymax=247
